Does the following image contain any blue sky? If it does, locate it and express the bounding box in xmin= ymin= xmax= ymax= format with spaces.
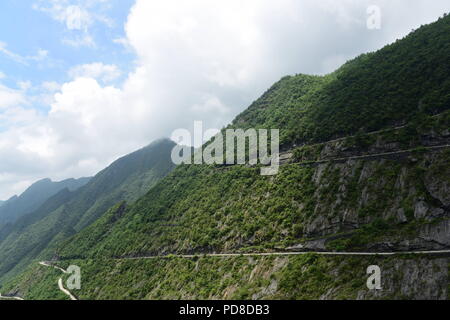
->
xmin=0 ymin=0 xmax=134 ymax=97
xmin=0 ymin=0 xmax=449 ymax=200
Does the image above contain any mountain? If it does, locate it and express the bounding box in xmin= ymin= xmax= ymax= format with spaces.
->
xmin=0 ymin=138 xmax=177 ymax=283
xmin=0 ymin=201 xmax=4 ymax=208
xmin=231 ymin=14 xmax=449 ymax=148
xmin=1 ymin=15 xmax=450 ymax=300
xmin=35 ymin=15 xmax=448 ymax=300
xmin=56 ymin=14 xmax=449 ymax=254
xmin=0 ymin=188 xmax=76 ymax=244
xmin=0 ymin=177 xmax=91 ymax=226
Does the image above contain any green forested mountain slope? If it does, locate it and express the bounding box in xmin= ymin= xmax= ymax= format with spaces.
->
xmin=0 ymin=138 xmax=176 ymax=283
xmin=28 ymin=116 xmax=450 ymax=299
xmin=232 ymin=14 xmax=450 ymax=147
xmin=0 ymin=188 xmax=75 ymax=244
xmin=4 ymin=253 xmax=448 ymax=300
xmin=0 ymin=177 xmax=91 ymax=226
xmin=56 ymin=15 xmax=450 ymax=261
xmin=3 ymin=15 xmax=450 ymax=300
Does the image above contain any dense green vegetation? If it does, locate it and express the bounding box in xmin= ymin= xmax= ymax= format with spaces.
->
xmin=54 ymin=15 xmax=449 ymax=263
xmin=0 ymin=139 xmax=176 ymax=284
xmin=325 ymin=218 xmax=449 ymax=252
xmin=0 ymin=262 xmax=67 ymax=300
xmin=56 ymin=255 xmax=379 ymax=300
xmin=56 ymin=146 xmax=449 ymax=260
xmin=1 ymin=15 xmax=450 ymax=300
xmin=293 ymin=110 xmax=450 ymax=163
xmin=3 ymin=255 xmax=447 ymax=300
xmin=232 ymin=15 xmax=450 ymax=147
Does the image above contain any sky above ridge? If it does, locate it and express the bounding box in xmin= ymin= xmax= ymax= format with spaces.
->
xmin=0 ymin=0 xmax=449 ymax=199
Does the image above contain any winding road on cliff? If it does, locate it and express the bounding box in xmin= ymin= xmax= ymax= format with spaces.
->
xmin=1 ymin=249 xmax=443 ymax=301
xmin=0 ymin=293 xmax=24 ymax=300
xmin=121 ymin=249 xmax=450 ymax=260
xmin=38 ymin=262 xmax=77 ymax=301
xmin=12 ymin=117 xmax=450 ymax=300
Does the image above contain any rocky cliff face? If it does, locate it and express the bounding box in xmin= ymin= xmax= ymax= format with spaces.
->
xmin=355 ymin=258 xmax=448 ymax=300
xmin=280 ymin=114 xmax=450 ymax=252
xmin=304 ymin=150 xmax=449 ymax=236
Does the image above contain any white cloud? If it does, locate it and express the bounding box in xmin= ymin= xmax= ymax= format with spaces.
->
xmin=31 ymin=82 xmax=62 ymax=106
xmin=0 ymin=42 xmax=49 ymax=65
xmin=68 ymin=63 xmax=121 ymax=83
xmin=31 ymin=49 xmax=49 ymax=62
xmin=191 ymin=95 xmax=230 ymax=115
xmin=113 ymin=37 xmax=129 ymax=47
xmin=1 ymin=0 xmax=450 ymax=199
xmin=33 ymin=0 xmax=103 ymax=30
xmin=41 ymin=81 xmax=61 ymax=93
xmin=18 ymin=81 xmax=32 ymax=92
xmin=0 ymin=174 xmax=34 ymax=201
xmin=64 ymin=5 xmax=91 ymax=31
xmin=0 ymin=42 xmax=28 ymax=65
xmin=33 ymin=0 xmax=113 ymax=47
xmin=62 ymin=34 xmax=96 ymax=48
xmin=0 ymin=85 xmax=27 ymax=110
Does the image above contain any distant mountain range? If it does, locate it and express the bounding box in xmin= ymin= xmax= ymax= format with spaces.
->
xmin=0 ymin=138 xmax=176 ymax=283
xmin=0 ymin=15 xmax=449 ymax=300
xmin=0 ymin=177 xmax=91 ymax=226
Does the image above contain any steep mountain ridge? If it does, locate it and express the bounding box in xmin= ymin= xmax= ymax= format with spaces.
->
xmin=231 ymin=14 xmax=449 ymax=147
xmin=2 ymin=14 xmax=450 ymax=300
xmin=0 ymin=177 xmax=91 ymax=226
xmin=55 ymin=15 xmax=450 ymax=262
xmin=0 ymin=138 xmax=177 ymax=283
